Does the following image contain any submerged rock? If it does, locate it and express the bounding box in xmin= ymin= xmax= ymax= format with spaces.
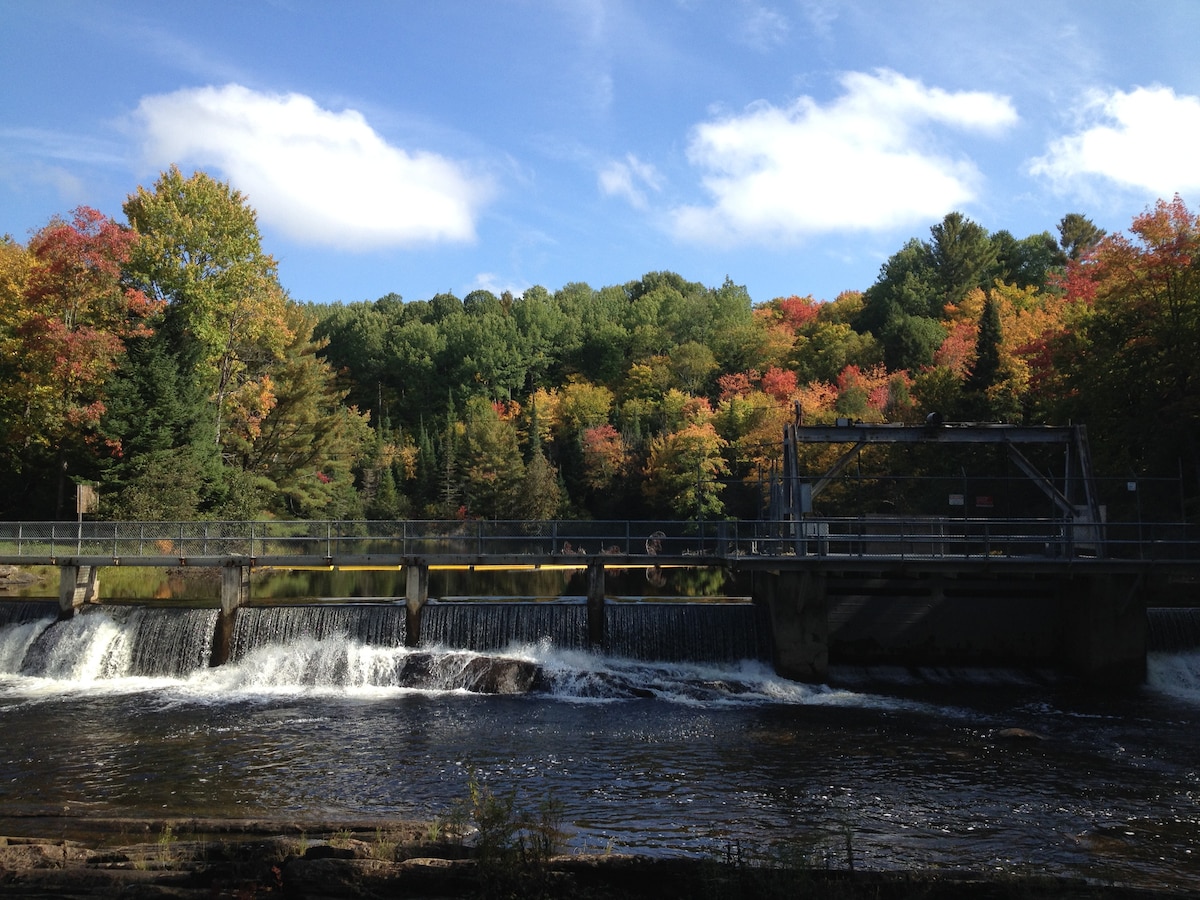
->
xmin=994 ymin=727 xmax=1047 ymax=741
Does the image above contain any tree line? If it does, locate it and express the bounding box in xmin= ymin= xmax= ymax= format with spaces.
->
xmin=1 ymin=165 xmax=1196 ymax=523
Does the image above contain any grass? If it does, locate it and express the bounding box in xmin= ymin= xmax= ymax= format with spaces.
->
xmin=433 ymin=770 xmax=568 ymax=898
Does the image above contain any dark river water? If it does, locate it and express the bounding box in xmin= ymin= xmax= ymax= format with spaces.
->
xmin=0 ymin=599 xmax=1197 ymax=892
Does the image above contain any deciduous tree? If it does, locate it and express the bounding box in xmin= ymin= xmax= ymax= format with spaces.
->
xmin=2 ymin=208 xmax=156 ymax=515
xmin=123 ymin=166 xmax=293 ymax=450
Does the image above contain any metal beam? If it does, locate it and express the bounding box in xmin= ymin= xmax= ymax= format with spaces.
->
xmin=793 ymin=423 xmax=1078 ymax=444
xmin=1006 ymin=444 xmax=1074 ymax=517
xmin=811 ymin=441 xmax=867 ymax=500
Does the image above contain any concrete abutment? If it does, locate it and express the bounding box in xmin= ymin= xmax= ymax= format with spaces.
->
xmin=587 ymin=561 xmax=606 ymax=649
xmin=211 ymin=565 xmax=250 ymax=666
xmin=753 ymin=570 xmax=829 ymax=683
xmin=753 ymin=567 xmax=1149 ymax=686
xmin=1060 ymin=572 xmax=1147 ymax=685
xmin=57 ymin=565 xmax=99 ymax=619
xmin=404 ymin=563 xmax=429 ymax=647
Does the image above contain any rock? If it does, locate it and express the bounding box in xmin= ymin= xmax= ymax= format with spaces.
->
xmin=0 ymin=567 xmax=38 ymax=588
xmin=396 ymin=652 xmax=542 ymax=693
xmin=281 ymin=856 xmax=397 ymax=898
xmin=460 ymin=656 xmax=541 ymax=694
xmin=302 ymin=843 xmax=357 ymax=861
xmin=995 ymin=727 xmax=1047 ymax=741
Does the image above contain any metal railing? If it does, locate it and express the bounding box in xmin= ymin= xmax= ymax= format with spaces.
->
xmin=0 ymin=517 xmax=1197 ymax=564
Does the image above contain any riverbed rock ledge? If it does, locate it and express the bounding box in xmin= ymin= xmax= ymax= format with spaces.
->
xmin=0 ymin=829 xmax=1187 ymax=898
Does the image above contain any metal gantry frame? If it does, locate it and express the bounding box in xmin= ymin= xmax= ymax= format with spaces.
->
xmin=778 ymin=420 xmax=1104 ymax=555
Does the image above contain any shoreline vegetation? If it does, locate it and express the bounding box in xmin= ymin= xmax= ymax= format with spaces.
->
xmin=4 ymin=176 xmax=1199 ymax=537
xmin=0 ymin=817 xmax=1187 ymax=899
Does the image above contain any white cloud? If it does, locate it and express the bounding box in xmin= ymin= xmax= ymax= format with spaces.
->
xmin=464 ymin=272 xmax=529 ymax=299
xmin=132 ymin=84 xmax=494 ymax=249
xmin=598 ymin=153 xmax=662 ymax=209
xmin=739 ymin=5 xmax=790 ymax=52
xmin=1029 ymin=85 xmax=1200 ymax=196
xmin=670 ymin=69 xmax=1018 ymax=244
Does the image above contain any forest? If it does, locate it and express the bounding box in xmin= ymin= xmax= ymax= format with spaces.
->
xmin=1 ymin=164 xmax=1198 ymax=525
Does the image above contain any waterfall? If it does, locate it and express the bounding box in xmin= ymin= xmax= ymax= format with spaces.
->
xmin=0 ymin=603 xmax=55 ymax=674
xmin=17 ymin=607 xmax=217 ymax=679
xmin=229 ymin=604 xmax=406 ymax=661
xmin=127 ymin=608 xmax=220 ymax=676
xmin=0 ymin=598 xmax=772 ymax=689
xmin=421 ymin=601 xmax=588 ymax=651
xmin=0 ymin=600 xmax=57 ymax=627
xmin=1147 ymin=607 xmax=1200 ymax=652
xmin=605 ymin=602 xmax=768 ymax=662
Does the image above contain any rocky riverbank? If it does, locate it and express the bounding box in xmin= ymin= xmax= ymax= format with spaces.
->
xmin=0 ymin=566 xmax=40 ymax=592
xmin=0 ymin=818 xmax=1189 ymax=899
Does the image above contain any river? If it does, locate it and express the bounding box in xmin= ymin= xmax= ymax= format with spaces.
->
xmin=0 ymin=597 xmax=1196 ymax=892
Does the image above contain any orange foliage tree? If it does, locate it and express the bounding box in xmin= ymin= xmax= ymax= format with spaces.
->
xmin=0 ymin=208 xmax=159 ymax=513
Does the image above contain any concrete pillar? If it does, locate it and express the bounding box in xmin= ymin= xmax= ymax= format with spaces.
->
xmin=586 ymin=561 xmax=606 ymax=648
xmin=211 ymin=565 xmax=250 ymax=666
xmin=1060 ymin=572 xmax=1146 ymax=685
xmin=405 ymin=563 xmax=429 ymax=647
xmin=755 ymin=570 xmax=828 ymax=683
xmin=57 ymin=565 xmax=99 ymax=620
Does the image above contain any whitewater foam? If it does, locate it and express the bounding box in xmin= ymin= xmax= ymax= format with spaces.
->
xmin=1146 ymin=650 xmax=1200 ymax=706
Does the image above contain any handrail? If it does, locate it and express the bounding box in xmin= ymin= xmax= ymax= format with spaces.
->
xmin=0 ymin=517 xmax=1197 ymax=565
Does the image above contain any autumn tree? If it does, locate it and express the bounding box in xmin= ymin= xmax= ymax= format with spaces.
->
xmin=123 ymin=166 xmax=293 ymax=451
xmin=642 ymin=421 xmax=729 ymax=520
xmin=1057 ymin=196 xmax=1200 ymax=494
xmin=0 ymin=238 xmax=32 ymax=511
xmin=517 ymin=450 xmax=564 ymax=520
xmin=0 ymin=208 xmax=157 ymax=516
xmin=579 ymin=423 xmax=632 ymax=515
xmin=459 ymin=396 xmax=525 ymax=518
xmin=229 ymin=304 xmax=371 ymax=518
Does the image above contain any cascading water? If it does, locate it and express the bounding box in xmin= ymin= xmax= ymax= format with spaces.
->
xmin=0 ymin=599 xmax=790 ymax=700
xmin=1146 ymin=607 xmax=1200 ymax=705
xmin=604 ymin=601 xmax=767 ymax=662
xmin=0 ymin=601 xmax=56 ymax=628
xmin=421 ymin=600 xmax=588 ymax=651
xmin=1147 ymin=606 xmax=1200 ymax=652
xmin=9 ymin=606 xmax=217 ymax=679
xmin=229 ymin=604 xmax=406 ymax=661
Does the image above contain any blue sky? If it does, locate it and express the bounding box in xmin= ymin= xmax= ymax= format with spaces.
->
xmin=4 ymin=1 xmax=1200 ymax=307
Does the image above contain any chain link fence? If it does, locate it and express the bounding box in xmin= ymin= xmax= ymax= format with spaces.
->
xmin=0 ymin=516 xmax=1195 ymax=562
